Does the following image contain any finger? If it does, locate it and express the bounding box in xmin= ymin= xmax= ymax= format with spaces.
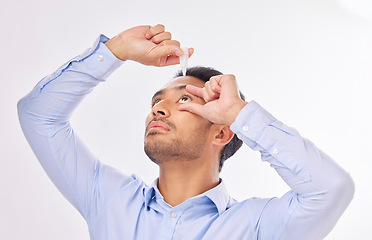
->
xmin=178 ymin=102 xmax=205 ymax=117
xmin=151 ymin=32 xmax=172 ymax=44
xmin=158 ymin=55 xmax=179 ymax=67
xmin=162 ymin=55 xmax=180 ymax=66
xmin=209 ymin=76 xmax=222 ymax=93
xmin=209 ymin=75 xmax=224 ymax=85
xmin=167 ymin=46 xmax=194 ymax=57
xmin=159 ymin=39 xmax=181 ymax=47
xmin=156 ymin=46 xmax=193 ymax=66
xmin=149 ymin=45 xmax=182 ymax=59
xmin=218 ymin=74 xmax=240 ymax=100
xmin=146 ymin=24 xmax=165 ymax=39
xmin=188 ymin=48 xmax=194 ymax=58
xmin=179 ymin=47 xmax=195 ymax=57
xmin=204 ymin=82 xmax=220 ymax=101
xmin=159 ymin=47 xmax=194 ymax=67
xmin=185 ymin=85 xmax=204 ymax=98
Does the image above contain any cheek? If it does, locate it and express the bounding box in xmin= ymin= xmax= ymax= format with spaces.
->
xmin=174 ymin=112 xmax=209 ymax=130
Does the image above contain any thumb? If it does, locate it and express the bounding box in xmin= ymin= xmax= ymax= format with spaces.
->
xmin=149 ymin=45 xmax=181 ymax=58
xmin=178 ymin=103 xmax=205 ymax=117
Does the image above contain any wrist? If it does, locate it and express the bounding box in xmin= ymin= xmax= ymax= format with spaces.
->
xmin=104 ymin=36 xmax=128 ymax=61
xmin=226 ymin=100 xmax=248 ymax=126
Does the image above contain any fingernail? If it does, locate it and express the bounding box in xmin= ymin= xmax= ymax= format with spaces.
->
xmin=146 ymin=33 xmax=150 ymax=39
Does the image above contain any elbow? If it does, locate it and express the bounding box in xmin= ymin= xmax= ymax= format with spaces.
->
xmin=327 ymin=171 xmax=355 ymax=210
xmin=17 ymin=94 xmax=33 ymax=126
xmin=17 ymin=97 xmax=26 ymax=125
xmin=337 ymin=172 xmax=355 ymax=201
xmin=17 ymin=94 xmax=36 ymax=130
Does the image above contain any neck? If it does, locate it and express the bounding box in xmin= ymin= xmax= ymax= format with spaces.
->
xmin=157 ymin=157 xmax=220 ymax=207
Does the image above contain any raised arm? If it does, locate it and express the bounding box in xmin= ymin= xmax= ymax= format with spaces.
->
xmin=179 ymin=74 xmax=354 ymax=239
xmin=17 ymin=24 xmax=192 ymax=224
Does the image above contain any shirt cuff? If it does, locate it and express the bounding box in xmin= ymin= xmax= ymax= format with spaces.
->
xmin=80 ymin=34 xmax=124 ymax=80
xmin=230 ymin=101 xmax=276 ymax=148
xmin=30 ymin=35 xmax=123 ymax=99
xmin=230 ymin=101 xmax=312 ymax=182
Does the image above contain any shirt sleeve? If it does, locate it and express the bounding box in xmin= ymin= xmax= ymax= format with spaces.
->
xmin=17 ymin=35 xmax=134 ymax=225
xmin=230 ymin=101 xmax=355 ymax=240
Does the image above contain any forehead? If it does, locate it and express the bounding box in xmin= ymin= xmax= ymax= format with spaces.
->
xmin=164 ymin=76 xmax=205 ymax=89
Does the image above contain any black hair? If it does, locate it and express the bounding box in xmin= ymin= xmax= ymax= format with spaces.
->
xmin=174 ymin=66 xmax=245 ymax=172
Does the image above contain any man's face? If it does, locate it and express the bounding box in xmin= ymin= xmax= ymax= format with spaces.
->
xmin=144 ymin=76 xmax=213 ymax=164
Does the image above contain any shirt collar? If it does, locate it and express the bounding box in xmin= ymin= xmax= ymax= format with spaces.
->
xmin=204 ymin=179 xmax=230 ymax=215
xmin=144 ymin=178 xmax=159 ymax=209
xmin=144 ymin=178 xmax=230 ymax=215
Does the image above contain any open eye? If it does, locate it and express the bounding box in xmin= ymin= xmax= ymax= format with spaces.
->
xmin=178 ymin=95 xmax=192 ymax=103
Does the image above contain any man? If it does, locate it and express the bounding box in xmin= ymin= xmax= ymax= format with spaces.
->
xmin=18 ymin=24 xmax=354 ymax=239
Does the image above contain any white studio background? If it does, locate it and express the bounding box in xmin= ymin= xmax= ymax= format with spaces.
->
xmin=1 ymin=0 xmax=371 ymax=239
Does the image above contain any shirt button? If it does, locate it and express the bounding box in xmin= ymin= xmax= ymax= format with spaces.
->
xmin=237 ymin=134 xmax=242 ymax=140
xmin=242 ymin=125 xmax=249 ymax=132
xmin=273 ymin=149 xmax=279 ymax=154
xmin=97 ymin=55 xmax=104 ymax=61
xmin=170 ymin=211 xmax=177 ymax=218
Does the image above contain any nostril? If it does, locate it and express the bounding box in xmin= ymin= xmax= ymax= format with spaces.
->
xmin=157 ymin=110 xmax=165 ymax=115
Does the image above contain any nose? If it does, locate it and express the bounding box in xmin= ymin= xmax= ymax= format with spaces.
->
xmin=152 ymin=100 xmax=170 ymax=118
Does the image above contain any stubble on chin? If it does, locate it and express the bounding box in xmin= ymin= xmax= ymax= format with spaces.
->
xmin=143 ymin=131 xmax=207 ymax=164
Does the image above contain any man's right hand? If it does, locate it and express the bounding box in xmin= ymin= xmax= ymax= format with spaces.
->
xmin=104 ymin=24 xmax=193 ymax=67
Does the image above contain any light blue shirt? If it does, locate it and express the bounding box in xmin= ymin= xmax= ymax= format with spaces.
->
xmin=18 ymin=35 xmax=354 ymax=240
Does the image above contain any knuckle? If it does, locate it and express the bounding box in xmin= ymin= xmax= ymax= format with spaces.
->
xmin=202 ymin=89 xmax=208 ymax=96
xmin=205 ymin=96 xmax=213 ymax=102
xmin=226 ymin=74 xmax=236 ymax=79
xmin=161 ymin=40 xmax=170 ymax=45
xmin=202 ymin=91 xmax=208 ymax=99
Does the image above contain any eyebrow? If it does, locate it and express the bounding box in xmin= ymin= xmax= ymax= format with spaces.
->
xmin=151 ymin=85 xmax=187 ymax=103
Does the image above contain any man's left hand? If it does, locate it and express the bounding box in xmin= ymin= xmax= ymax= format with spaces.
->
xmin=178 ymin=74 xmax=247 ymax=125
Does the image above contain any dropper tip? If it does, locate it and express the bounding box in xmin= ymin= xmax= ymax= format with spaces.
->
xmin=180 ymin=47 xmax=188 ymax=76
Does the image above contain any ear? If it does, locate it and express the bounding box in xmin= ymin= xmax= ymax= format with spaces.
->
xmin=212 ymin=125 xmax=235 ymax=146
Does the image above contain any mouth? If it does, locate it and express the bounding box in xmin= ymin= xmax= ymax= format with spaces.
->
xmin=146 ymin=120 xmax=171 ymax=133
